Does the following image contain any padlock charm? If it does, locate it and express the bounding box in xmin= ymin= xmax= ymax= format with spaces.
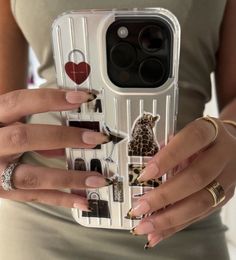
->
xmin=65 ymin=49 xmax=91 ymax=85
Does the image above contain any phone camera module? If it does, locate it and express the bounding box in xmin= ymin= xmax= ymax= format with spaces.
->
xmin=139 ymin=25 xmax=164 ymax=53
xmin=106 ymin=18 xmax=171 ymax=88
xmin=110 ymin=42 xmax=136 ymax=69
xmin=117 ymin=26 xmax=129 ymax=39
xmin=139 ymin=58 xmax=165 ymax=84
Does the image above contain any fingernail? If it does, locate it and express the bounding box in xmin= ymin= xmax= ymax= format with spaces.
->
xmin=132 ymin=221 xmax=155 ymax=235
xmin=149 ymin=237 xmax=163 ymax=248
xmin=137 ymin=162 xmax=159 ymax=183
xmin=85 ymin=176 xmax=107 ymax=187
xmin=130 ymin=227 xmax=139 ymax=236
xmin=82 ymin=132 xmax=111 ymax=145
xmin=133 ymin=193 xmax=146 ymax=198
xmin=87 ymin=92 xmax=97 ymax=102
xmin=144 ymin=241 xmax=151 ymax=250
xmin=125 ymin=209 xmax=141 ymax=220
xmin=102 ymin=134 xmax=112 ymax=144
xmin=126 ymin=208 xmax=134 ymax=219
xmin=66 ymin=91 xmax=97 ymax=104
xmin=73 ymin=202 xmax=90 ymax=211
xmin=105 ymin=178 xmax=114 ymax=186
xmin=132 ymin=200 xmax=151 ymax=216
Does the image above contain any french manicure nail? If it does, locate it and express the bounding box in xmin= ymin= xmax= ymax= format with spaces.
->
xmin=85 ymin=176 xmax=107 ymax=187
xmin=126 ymin=208 xmax=134 ymax=219
xmin=132 ymin=200 xmax=151 ymax=216
xmin=102 ymin=133 xmax=112 ymax=144
xmin=87 ymin=92 xmax=97 ymax=102
xmin=66 ymin=91 xmax=97 ymax=104
xmin=133 ymin=221 xmax=155 ymax=235
xmin=130 ymin=227 xmax=138 ymax=236
xmin=105 ymin=178 xmax=114 ymax=186
xmin=144 ymin=241 xmax=151 ymax=250
xmin=149 ymin=237 xmax=163 ymax=248
xmin=137 ymin=162 xmax=159 ymax=183
xmin=82 ymin=132 xmax=110 ymax=145
xmin=125 ymin=209 xmax=142 ymax=220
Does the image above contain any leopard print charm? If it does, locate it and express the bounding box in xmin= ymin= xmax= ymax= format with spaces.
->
xmin=128 ymin=113 xmax=160 ymax=156
xmin=128 ymin=164 xmax=161 ymax=187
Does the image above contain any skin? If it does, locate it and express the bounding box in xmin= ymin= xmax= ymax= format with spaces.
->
xmin=0 ymin=1 xmax=111 ymax=210
xmin=0 ymin=0 xmax=236 ymax=249
xmin=129 ymin=0 xmax=236 ymax=248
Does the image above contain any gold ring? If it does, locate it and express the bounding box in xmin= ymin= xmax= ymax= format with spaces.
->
xmin=197 ymin=115 xmax=219 ymax=145
xmin=205 ymin=180 xmax=226 ymax=207
xmin=222 ymin=120 xmax=236 ymax=129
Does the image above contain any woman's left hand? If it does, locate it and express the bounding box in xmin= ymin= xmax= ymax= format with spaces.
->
xmin=128 ymin=117 xmax=236 ymax=249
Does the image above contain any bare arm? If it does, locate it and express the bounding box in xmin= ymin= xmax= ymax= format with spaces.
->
xmin=0 ymin=0 xmax=28 ymax=94
xmin=216 ymin=0 xmax=236 ymax=122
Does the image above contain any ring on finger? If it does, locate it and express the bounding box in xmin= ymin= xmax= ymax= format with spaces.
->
xmin=197 ymin=115 xmax=219 ymax=145
xmin=205 ymin=180 xmax=225 ymax=207
xmin=1 ymin=162 xmax=20 ymax=191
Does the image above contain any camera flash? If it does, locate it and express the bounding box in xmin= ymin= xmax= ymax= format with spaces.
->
xmin=117 ymin=26 xmax=129 ymax=38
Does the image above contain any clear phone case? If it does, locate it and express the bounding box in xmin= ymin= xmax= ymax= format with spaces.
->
xmin=52 ymin=8 xmax=180 ymax=230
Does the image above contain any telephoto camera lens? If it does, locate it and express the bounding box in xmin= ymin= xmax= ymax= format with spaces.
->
xmin=110 ymin=42 xmax=136 ymax=69
xmin=139 ymin=25 xmax=164 ymax=52
xmin=139 ymin=58 xmax=165 ymax=84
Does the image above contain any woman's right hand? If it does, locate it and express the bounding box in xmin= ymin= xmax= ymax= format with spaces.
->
xmin=0 ymin=88 xmax=111 ymax=211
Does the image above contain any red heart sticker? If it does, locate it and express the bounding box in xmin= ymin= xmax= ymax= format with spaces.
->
xmin=65 ymin=62 xmax=91 ymax=85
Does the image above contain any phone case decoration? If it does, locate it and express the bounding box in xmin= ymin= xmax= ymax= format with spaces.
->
xmin=128 ymin=113 xmax=160 ymax=157
xmin=82 ymin=192 xmax=111 ymax=218
xmin=103 ymin=124 xmax=127 ymax=163
xmin=52 ymin=8 xmax=180 ymax=230
xmin=65 ymin=49 xmax=91 ymax=85
xmin=112 ymin=176 xmax=124 ymax=203
xmin=128 ymin=164 xmax=161 ymax=187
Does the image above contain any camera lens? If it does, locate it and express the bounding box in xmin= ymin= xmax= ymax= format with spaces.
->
xmin=110 ymin=42 xmax=136 ymax=69
xmin=139 ymin=25 xmax=164 ymax=52
xmin=139 ymin=58 xmax=165 ymax=84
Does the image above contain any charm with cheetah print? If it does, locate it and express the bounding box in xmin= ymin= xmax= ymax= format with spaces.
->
xmin=128 ymin=113 xmax=160 ymax=157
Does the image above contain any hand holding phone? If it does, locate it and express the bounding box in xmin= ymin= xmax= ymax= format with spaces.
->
xmin=52 ymin=8 xmax=180 ymax=229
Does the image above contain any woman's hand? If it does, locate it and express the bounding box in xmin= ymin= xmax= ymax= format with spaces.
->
xmin=128 ymin=117 xmax=236 ymax=249
xmin=0 ymin=88 xmax=111 ymax=210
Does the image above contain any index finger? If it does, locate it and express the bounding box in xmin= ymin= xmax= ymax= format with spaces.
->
xmin=0 ymin=88 xmax=96 ymax=124
xmin=138 ymin=117 xmax=221 ymax=182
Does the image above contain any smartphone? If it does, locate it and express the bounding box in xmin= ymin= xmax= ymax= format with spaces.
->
xmin=52 ymin=8 xmax=180 ymax=229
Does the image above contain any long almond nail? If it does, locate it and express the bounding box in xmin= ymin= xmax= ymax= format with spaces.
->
xmin=149 ymin=237 xmax=163 ymax=248
xmin=132 ymin=200 xmax=150 ymax=216
xmin=82 ymin=132 xmax=110 ymax=145
xmin=137 ymin=162 xmax=159 ymax=183
xmin=133 ymin=221 xmax=155 ymax=235
xmin=66 ymin=91 xmax=97 ymax=104
xmin=125 ymin=209 xmax=142 ymax=220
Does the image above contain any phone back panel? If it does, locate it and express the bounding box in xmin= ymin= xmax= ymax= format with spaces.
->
xmin=52 ymin=8 xmax=180 ymax=229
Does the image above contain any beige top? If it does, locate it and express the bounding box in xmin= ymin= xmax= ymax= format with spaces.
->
xmin=10 ymin=0 xmax=226 ymax=180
